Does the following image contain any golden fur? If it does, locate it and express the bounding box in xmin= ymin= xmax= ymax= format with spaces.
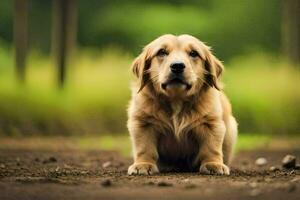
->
xmin=127 ymin=34 xmax=237 ymax=175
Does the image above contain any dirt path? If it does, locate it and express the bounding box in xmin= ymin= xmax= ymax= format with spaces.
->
xmin=0 ymin=148 xmax=299 ymax=200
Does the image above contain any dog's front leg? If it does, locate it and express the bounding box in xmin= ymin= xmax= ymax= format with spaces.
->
xmin=128 ymin=125 xmax=159 ymax=175
xmin=196 ymin=121 xmax=230 ymax=175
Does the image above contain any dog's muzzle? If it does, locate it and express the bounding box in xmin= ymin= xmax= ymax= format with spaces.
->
xmin=161 ymin=74 xmax=192 ymax=91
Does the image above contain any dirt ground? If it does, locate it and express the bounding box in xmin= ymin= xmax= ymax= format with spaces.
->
xmin=0 ymin=147 xmax=299 ymax=200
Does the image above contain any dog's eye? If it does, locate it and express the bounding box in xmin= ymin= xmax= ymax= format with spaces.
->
xmin=189 ymin=50 xmax=199 ymax=58
xmin=157 ymin=49 xmax=168 ymax=57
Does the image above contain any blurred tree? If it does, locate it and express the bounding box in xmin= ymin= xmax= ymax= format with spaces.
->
xmin=282 ymin=0 xmax=300 ymax=67
xmin=13 ymin=0 xmax=28 ymax=82
xmin=1 ymin=0 xmax=283 ymax=62
xmin=52 ymin=0 xmax=77 ymax=88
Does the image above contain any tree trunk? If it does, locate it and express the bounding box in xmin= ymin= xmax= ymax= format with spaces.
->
xmin=282 ymin=0 xmax=300 ymax=67
xmin=13 ymin=0 xmax=28 ymax=82
xmin=52 ymin=0 xmax=77 ymax=88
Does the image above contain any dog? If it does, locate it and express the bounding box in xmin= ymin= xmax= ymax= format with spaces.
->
xmin=127 ymin=34 xmax=237 ymax=175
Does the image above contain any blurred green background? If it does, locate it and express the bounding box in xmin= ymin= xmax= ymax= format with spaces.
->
xmin=0 ymin=0 xmax=299 ymax=139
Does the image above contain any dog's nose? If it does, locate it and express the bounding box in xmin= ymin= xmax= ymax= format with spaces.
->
xmin=170 ymin=62 xmax=185 ymax=74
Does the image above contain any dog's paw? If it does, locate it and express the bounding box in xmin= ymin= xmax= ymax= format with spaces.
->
xmin=199 ymin=162 xmax=230 ymax=175
xmin=128 ymin=162 xmax=159 ymax=175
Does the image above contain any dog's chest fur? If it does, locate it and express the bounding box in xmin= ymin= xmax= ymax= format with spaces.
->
xmin=156 ymin=102 xmax=201 ymax=171
xmin=157 ymin=132 xmax=199 ymax=172
xmin=171 ymin=101 xmax=183 ymax=136
xmin=164 ymin=100 xmax=198 ymax=137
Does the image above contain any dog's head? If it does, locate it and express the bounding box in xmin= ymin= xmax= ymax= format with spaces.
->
xmin=132 ymin=34 xmax=223 ymax=98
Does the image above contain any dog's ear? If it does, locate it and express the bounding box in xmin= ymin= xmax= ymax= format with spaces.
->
xmin=132 ymin=48 xmax=152 ymax=92
xmin=204 ymin=50 xmax=224 ymax=90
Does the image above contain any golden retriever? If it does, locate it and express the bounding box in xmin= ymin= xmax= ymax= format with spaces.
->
xmin=127 ymin=34 xmax=237 ymax=175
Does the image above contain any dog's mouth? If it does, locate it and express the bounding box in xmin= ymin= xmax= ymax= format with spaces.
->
xmin=161 ymin=77 xmax=192 ymax=91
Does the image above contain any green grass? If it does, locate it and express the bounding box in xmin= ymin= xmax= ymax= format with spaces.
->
xmin=75 ymin=135 xmax=132 ymax=156
xmin=0 ymin=46 xmax=299 ymax=135
xmin=224 ymin=53 xmax=300 ymax=134
xmin=235 ymin=134 xmax=271 ymax=152
xmin=0 ymin=134 xmax=299 ymax=157
xmin=78 ymin=134 xmax=299 ymax=156
xmin=76 ymin=134 xmax=272 ymax=156
xmin=0 ymin=48 xmax=132 ymax=135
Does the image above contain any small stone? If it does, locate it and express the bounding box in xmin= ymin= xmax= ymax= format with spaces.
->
xmin=80 ymin=171 xmax=88 ymax=175
xmin=63 ymin=164 xmax=72 ymax=168
xmin=157 ymin=181 xmax=173 ymax=187
xmin=255 ymin=157 xmax=267 ymax=166
xmin=249 ymin=182 xmax=258 ymax=188
xmin=269 ymin=166 xmax=280 ymax=172
xmin=183 ymin=178 xmax=190 ymax=183
xmin=289 ymin=170 xmax=295 ymax=175
xmin=282 ymin=155 xmax=296 ymax=169
xmin=0 ymin=164 xmax=5 ymax=168
xmin=101 ymin=179 xmax=112 ymax=187
xmin=34 ymin=158 xmax=40 ymax=162
xmin=102 ymin=161 xmax=112 ymax=168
